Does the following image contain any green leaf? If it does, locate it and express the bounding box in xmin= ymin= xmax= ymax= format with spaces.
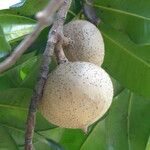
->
xmin=0 ymin=55 xmax=39 ymax=90
xmin=0 ymin=26 xmax=11 ymax=58
xmin=94 ymin=0 xmax=150 ymax=45
xmin=128 ymin=93 xmax=150 ymax=150
xmin=0 ymin=87 xmax=55 ymax=131
xmin=102 ymin=90 xmax=150 ymax=150
xmin=0 ymin=88 xmax=31 ymax=129
xmin=0 ymin=14 xmax=36 ymax=42
xmin=0 ymin=126 xmax=18 ymax=150
xmin=99 ymin=24 xmax=150 ymax=98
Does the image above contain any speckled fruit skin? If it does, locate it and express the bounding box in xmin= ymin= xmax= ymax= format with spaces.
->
xmin=39 ymin=62 xmax=113 ymax=130
xmin=64 ymin=20 xmax=104 ymax=66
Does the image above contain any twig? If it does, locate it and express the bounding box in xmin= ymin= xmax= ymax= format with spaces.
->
xmin=55 ymin=42 xmax=68 ymax=64
xmin=55 ymin=34 xmax=69 ymax=64
xmin=24 ymin=0 xmax=71 ymax=150
xmin=82 ymin=0 xmax=100 ymax=26
xmin=0 ymin=0 xmax=64 ymax=74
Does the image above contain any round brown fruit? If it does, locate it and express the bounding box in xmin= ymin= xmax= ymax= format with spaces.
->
xmin=64 ymin=20 xmax=105 ymax=66
xmin=39 ymin=62 xmax=113 ymax=131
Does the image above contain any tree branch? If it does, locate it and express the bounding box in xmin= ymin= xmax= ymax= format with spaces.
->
xmin=0 ymin=0 xmax=64 ymax=74
xmin=24 ymin=0 xmax=71 ymax=150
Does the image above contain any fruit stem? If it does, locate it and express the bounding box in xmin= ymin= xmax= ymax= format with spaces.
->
xmin=55 ymin=42 xmax=68 ymax=64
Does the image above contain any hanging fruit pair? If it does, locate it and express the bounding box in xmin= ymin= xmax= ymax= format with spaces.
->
xmin=39 ymin=20 xmax=113 ymax=132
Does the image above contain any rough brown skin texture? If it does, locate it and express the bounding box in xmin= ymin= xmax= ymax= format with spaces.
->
xmin=63 ymin=20 xmax=104 ymax=66
xmin=39 ymin=62 xmax=113 ymax=131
